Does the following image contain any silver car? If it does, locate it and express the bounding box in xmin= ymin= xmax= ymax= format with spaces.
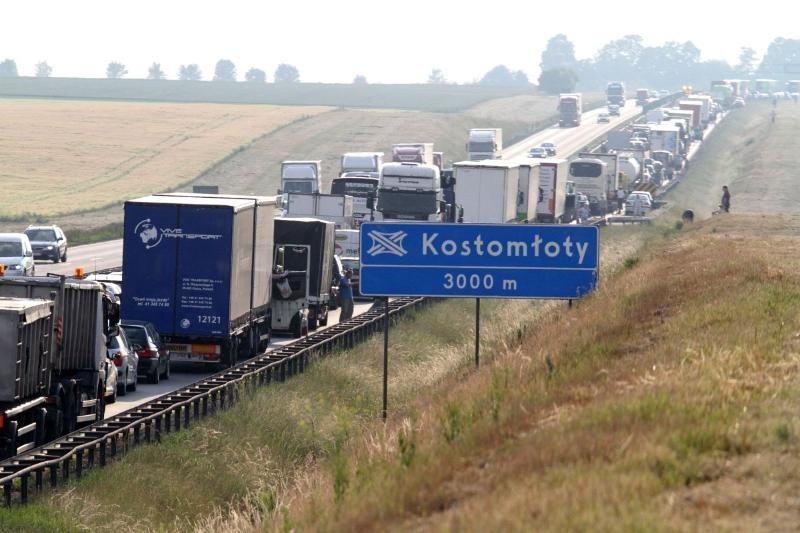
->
xmin=0 ymin=233 xmax=35 ymax=276
xmin=107 ymin=327 xmax=138 ymax=396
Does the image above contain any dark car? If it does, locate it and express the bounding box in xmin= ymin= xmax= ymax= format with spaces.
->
xmin=540 ymin=142 xmax=557 ymax=156
xmin=24 ymin=225 xmax=68 ymax=263
xmin=120 ymin=320 xmax=170 ymax=384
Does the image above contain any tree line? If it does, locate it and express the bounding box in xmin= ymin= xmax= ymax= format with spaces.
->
xmin=1 ymin=36 xmax=798 ymax=88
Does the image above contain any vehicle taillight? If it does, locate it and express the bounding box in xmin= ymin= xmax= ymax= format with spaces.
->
xmin=113 ymin=354 xmax=124 ymax=367
xmin=137 ymin=347 xmax=156 ymax=358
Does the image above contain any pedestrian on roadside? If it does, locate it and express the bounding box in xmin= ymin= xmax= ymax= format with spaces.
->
xmin=721 ymin=185 xmax=731 ymax=212
xmin=339 ymin=268 xmax=354 ymax=321
xmin=616 ymin=187 xmax=626 ymax=213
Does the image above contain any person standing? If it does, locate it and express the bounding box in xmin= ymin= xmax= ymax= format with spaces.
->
xmin=616 ymin=187 xmax=626 ymax=213
xmin=339 ymin=269 xmax=354 ymax=321
xmin=721 ymin=185 xmax=731 ymax=212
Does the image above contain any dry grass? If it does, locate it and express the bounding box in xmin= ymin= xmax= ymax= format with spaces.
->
xmin=0 ymin=99 xmax=330 ymax=218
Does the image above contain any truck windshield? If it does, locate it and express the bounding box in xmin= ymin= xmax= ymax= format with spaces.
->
xmin=342 ymin=156 xmax=377 ymax=172
xmin=468 ymin=141 xmax=494 ymax=153
xmin=570 ymin=162 xmax=604 ymax=178
xmin=378 ymin=190 xmax=438 ymax=216
xmin=560 ymin=102 xmax=577 ymax=113
xmin=0 ymin=242 xmax=22 ymax=256
xmin=282 ymin=165 xmax=317 ymax=180
xmin=331 ymin=178 xmax=378 ymax=197
xmin=283 ymin=181 xmax=314 ymax=194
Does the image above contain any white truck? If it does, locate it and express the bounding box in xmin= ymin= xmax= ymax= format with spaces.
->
xmin=687 ymin=94 xmax=712 ymax=125
xmin=618 ymin=157 xmax=641 ymax=189
xmin=648 ymin=124 xmax=681 ymax=160
xmin=391 ymin=143 xmax=434 ymax=165
xmin=517 ymin=162 xmax=541 ymax=222
xmin=453 ymin=160 xmax=519 ymax=223
xmin=571 ymin=152 xmax=620 ymax=215
xmin=466 ymin=128 xmax=503 ymax=161
xmin=279 ymin=160 xmax=322 ymax=195
xmin=536 ymin=158 xmax=569 ymax=223
xmin=340 ymin=152 xmax=383 ymax=177
xmin=282 ymin=193 xmax=355 ymax=229
xmin=375 ymin=162 xmax=443 ymax=222
xmin=330 ymin=173 xmax=380 ymax=226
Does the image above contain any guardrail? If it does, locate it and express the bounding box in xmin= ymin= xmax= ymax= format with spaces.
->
xmin=0 ymin=295 xmax=427 ymax=506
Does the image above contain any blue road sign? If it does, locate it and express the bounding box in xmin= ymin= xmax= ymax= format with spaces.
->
xmin=360 ymin=223 xmax=599 ymax=299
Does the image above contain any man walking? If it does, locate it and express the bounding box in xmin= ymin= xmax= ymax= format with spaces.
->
xmin=339 ymin=268 xmax=354 ymax=321
xmin=721 ymin=185 xmax=731 ymax=212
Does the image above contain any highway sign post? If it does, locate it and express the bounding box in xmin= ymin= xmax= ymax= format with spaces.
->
xmin=360 ymin=222 xmax=600 ymax=419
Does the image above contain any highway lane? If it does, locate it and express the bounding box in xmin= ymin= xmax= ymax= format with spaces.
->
xmin=38 ymin=239 xmax=122 ymax=277
xmin=104 ymin=299 xmax=375 ymax=418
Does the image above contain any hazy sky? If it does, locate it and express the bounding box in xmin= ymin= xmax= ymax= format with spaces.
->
xmin=1 ymin=1 xmax=796 ymax=83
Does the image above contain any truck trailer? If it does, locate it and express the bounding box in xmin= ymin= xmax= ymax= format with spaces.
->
xmin=123 ymin=194 xmax=276 ymax=368
xmin=558 ymin=94 xmax=582 ymax=127
xmin=453 ymin=160 xmax=519 ymax=223
xmin=282 ymin=193 xmax=355 ymax=229
xmin=272 ymin=218 xmax=335 ymax=335
xmin=536 ymin=159 xmax=570 ymax=223
xmin=517 ymin=162 xmax=541 ymax=222
xmin=391 ymin=143 xmax=434 ymax=165
xmin=0 ymin=276 xmax=118 ymax=458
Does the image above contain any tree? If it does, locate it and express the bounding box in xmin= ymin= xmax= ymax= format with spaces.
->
xmin=35 ymin=62 xmax=52 ymax=78
xmin=213 ymin=59 xmax=236 ymax=81
xmin=735 ymin=47 xmax=757 ymax=77
xmin=427 ymin=68 xmax=446 ymax=84
xmin=479 ymin=65 xmax=530 ymax=86
xmin=147 ymin=62 xmax=166 ymax=80
xmin=352 ymin=74 xmax=367 ymax=84
xmin=538 ymin=68 xmax=578 ymax=94
xmin=178 ymin=64 xmax=202 ymax=81
xmin=0 ymin=59 xmax=19 ymax=77
xmin=758 ymin=37 xmax=800 ymax=77
xmin=106 ymin=61 xmax=127 ymax=79
xmin=540 ymin=34 xmax=577 ymax=72
xmin=593 ymin=35 xmax=644 ymax=83
xmin=274 ymin=63 xmax=300 ymax=83
xmin=245 ymin=68 xmax=266 ymax=83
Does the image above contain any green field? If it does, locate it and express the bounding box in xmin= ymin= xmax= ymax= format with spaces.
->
xmin=0 ymin=77 xmax=534 ymax=113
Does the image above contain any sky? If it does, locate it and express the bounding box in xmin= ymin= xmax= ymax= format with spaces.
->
xmin=1 ymin=1 xmax=797 ymax=83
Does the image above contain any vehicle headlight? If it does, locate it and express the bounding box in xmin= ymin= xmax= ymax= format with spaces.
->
xmin=8 ymin=264 xmax=22 ymax=270
xmin=46 ymin=246 xmax=54 ymax=250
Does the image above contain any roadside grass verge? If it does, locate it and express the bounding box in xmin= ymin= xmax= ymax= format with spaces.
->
xmin=15 ymin=225 xmax=647 ymax=531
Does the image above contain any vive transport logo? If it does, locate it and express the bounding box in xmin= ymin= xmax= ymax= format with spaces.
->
xmin=135 ymin=218 xmax=223 ymax=250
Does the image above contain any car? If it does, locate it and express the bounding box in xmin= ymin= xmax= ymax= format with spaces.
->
xmin=0 ymin=233 xmax=35 ymax=276
xmin=732 ymin=97 xmax=746 ymax=108
xmin=120 ymin=320 xmax=170 ymax=384
xmin=103 ymin=355 xmax=118 ymax=404
xmin=540 ymin=142 xmax=557 ymax=156
xmin=659 ymin=90 xmax=670 ymax=97
xmin=649 ymin=90 xmax=659 ymax=98
xmin=24 ymin=225 xmax=68 ymax=263
xmin=527 ymin=146 xmax=549 ymax=158
xmin=624 ymin=191 xmax=654 ymax=215
xmin=107 ymin=327 xmax=138 ymax=396
xmin=608 ymin=105 xmax=620 ymax=116
xmin=597 ymin=112 xmax=611 ymax=123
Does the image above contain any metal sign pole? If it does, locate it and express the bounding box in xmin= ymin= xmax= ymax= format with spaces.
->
xmin=475 ymin=298 xmax=480 ymax=368
xmin=382 ymin=297 xmax=389 ymax=421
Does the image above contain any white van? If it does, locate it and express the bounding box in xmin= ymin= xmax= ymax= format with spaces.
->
xmin=0 ymin=233 xmax=35 ymax=276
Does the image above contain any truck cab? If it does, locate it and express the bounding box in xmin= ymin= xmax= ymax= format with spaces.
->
xmin=466 ymin=128 xmax=503 ymax=161
xmin=376 ymin=163 xmax=444 ymax=222
xmin=558 ymin=94 xmax=582 ymax=127
xmin=279 ymin=161 xmax=322 ymax=196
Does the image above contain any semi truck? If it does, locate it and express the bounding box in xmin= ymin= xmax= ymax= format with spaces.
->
xmin=558 ymin=94 xmax=582 ymax=127
xmin=571 ymin=152 xmax=621 ymax=215
xmin=282 ymin=193 xmax=355 ymax=229
xmin=391 ymin=143 xmax=434 ymax=165
xmin=340 ymin=152 xmax=383 ymax=177
xmin=536 ymin=159 xmax=570 ymax=223
xmin=687 ymin=94 xmax=712 ymax=125
xmin=678 ymin=100 xmax=703 ymax=138
xmin=466 ymin=128 xmax=503 ymax=160
xmin=0 ymin=276 xmax=119 ymax=458
xmin=374 ymin=162 xmax=445 ymax=222
xmin=330 ymin=173 xmax=380 ymax=226
xmin=452 ymin=160 xmax=519 ymax=223
xmin=123 ymin=194 xmax=276 ymax=368
xmin=636 ymin=88 xmax=650 ymax=105
xmin=272 ymin=218 xmax=335 ymax=335
xmin=648 ymin=124 xmax=682 ymax=164
xmin=618 ymin=157 xmax=641 ymax=189
xmin=517 ymin=162 xmax=541 ymax=222
xmin=606 ymin=81 xmax=626 ymax=107
xmin=279 ymin=161 xmax=322 ymax=195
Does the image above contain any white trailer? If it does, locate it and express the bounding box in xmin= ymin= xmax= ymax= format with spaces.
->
xmin=391 ymin=143 xmax=434 ymax=165
xmin=283 ymin=193 xmax=355 ymax=229
xmin=517 ymin=162 xmax=541 ymax=222
xmin=453 ymin=160 xmax=518 ymax=223
xmin=466 ymin=128 xmax=503 ymax=161
xmin=340 ymin=152 xmax=383 ymax=176
xmin=536 ymin=158 xmax=569 ymax=223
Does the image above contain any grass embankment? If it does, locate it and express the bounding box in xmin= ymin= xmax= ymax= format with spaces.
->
xmin=0 ymin=99 xmax=329 ymax=220
xmin=0 ymin=78 xmax=533 ymax=113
